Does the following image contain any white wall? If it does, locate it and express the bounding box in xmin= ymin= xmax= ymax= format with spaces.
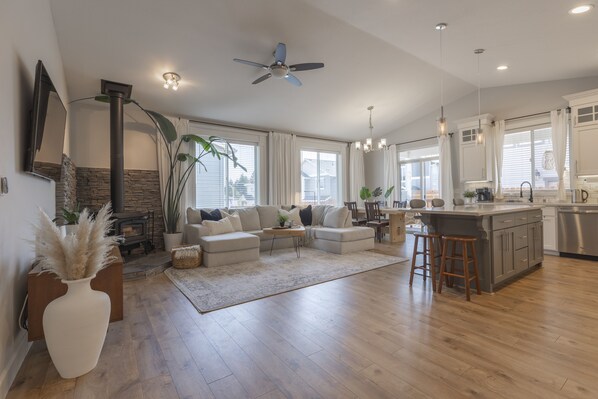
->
xmin=364 ymin=76 xmax=598 ymax=191
xmin=0 ymin=0 xmax=69 ymax=396
xmin=70 ymin=103 xmax=158 ymax=170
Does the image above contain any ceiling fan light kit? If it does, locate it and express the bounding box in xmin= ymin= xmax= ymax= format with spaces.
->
xmin=233 ymin=42 xmax=324 ymax=87
xmin=163 ymin=72 xmax=181 ymax=90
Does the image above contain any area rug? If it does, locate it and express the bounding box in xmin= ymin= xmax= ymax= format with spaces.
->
xmin=165 ymin=248 xmax=408 ymax=312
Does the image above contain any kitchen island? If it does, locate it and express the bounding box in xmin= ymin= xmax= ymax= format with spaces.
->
xmin=416 ymin=204 xmax=544 ymax=292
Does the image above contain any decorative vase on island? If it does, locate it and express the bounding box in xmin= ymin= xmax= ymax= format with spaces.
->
xmin=42 ymin=274 xmax=111 ymax=379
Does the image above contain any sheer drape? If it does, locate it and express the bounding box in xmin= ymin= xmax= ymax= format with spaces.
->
xmin=383 ymin=145 xmax=399 ymax=204
xmin=493 ymin=120 xmax=506 ymax=199
xmin=268 ymin=132 xmax=296 ymax=205
xmin=550 ymin=110 xmax=568 ymax=201
xmin=349 ymin=144 xmax=365 ymax=205
xmin=157 ymin=117 xmax=191 ymax=231
xmin=438 ymin=135 xmax=453 ymax=203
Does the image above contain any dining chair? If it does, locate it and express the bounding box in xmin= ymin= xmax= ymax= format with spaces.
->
xmin=453 ymin=198 xmax=465 ymax=206
xmin=393 ymin=200 xmax=408 ymax=208
xmin=364 ymin=201 xmax=389 ymax=243
xmin=344 ymin=201 xmax=367 ymax=226
xmin=431 ymin=198 xmax=445 ymax=207
xmin=409 ymin=199 xmax=426 ymax=232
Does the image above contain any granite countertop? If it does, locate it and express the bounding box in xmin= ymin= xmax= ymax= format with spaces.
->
xmin=411 ymin=204 xmax=542 ymax=216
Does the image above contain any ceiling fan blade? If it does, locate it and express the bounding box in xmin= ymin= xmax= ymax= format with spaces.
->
xmin=274 ymin=43 xmax=286 ymax=64
xmin=284 ymin=73 xmax=302 ymax=87
xmin=233 ymin=58 xmax=269 ymax=69
xmin=289 ymin=62 xmax=325 ymax=72
xmin=252 ymin=73 xmax=272 ymax=84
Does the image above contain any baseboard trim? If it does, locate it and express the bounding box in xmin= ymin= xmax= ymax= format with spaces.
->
xmin=0 ymin=331 xmax=31 ymax=398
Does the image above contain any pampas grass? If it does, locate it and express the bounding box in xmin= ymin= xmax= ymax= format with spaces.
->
xmin=35 ymin=203 xmax=120 ymax=280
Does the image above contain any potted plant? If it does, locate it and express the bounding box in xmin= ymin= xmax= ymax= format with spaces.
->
xmin=277 ymin=213 xmax=289 ymax=228
xmin=35 ymin=203 xmax=119 ymax=378
xmin=383 ymin=186 xmax=395 ymax=206
xmin=91 ymin=96 xmax=246 ymax=251
xmin=463 ymin=190 xmax=476 ymax=204
xmin=54 ymin=204 xmax=81 ymax=235
xmin=359 ymin=186 xmax=372 ymax=202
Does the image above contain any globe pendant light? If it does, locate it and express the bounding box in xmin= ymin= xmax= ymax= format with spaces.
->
xmin=474 ymin=49 xmax=484 ymax=145
xmin=436 ymin=23 xmax=448 ymax=137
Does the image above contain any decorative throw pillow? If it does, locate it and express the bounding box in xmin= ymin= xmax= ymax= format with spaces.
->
xmin=200 ymin=209 xmax=222 ymax=221
xmin=292 ymin=204 xmax=312 ymax=226
xmin=279 ymin=208 xmax=303 ymax=226
xmin=186 ymin=207 xmax=203 ymax=224
xmin=221 ymin=211 xmax=243 ymax=232
xmin=323 ymin=206 xmax=350 ymax=228
xmin=312 ymin=205 xmax=332 ymax=226
xmin=202 ymin=217 xmax=234 ymax=235
xmin=256 ymin=205 xmax=279 ymax=229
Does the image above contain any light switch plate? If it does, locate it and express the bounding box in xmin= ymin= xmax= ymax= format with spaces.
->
xmin=1 ymin=177 xmax=8 ymax=194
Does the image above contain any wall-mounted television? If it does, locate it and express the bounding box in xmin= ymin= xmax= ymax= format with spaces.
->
xmin=24 ymin=60 xmax=67 ymax=181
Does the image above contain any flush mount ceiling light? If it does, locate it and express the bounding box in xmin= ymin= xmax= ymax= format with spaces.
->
xmin=569 ymin=4 xmax=594 ymax=14
xmin=497 ymin=65 xmax=509 ymax=71
xmin=163 ymin=72 xmax=181 ymax=91
xmin=354 ymin=106 xmax=387 ymax=152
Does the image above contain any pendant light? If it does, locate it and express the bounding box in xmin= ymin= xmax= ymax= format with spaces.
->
xmin=474 ymin=49 xmax=485 ymax=145
xmin=436 ymin=23 xmax=448 ymax=137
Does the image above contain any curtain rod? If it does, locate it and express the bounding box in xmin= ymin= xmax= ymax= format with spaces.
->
xmin=397 ymin=134 xmax=451 ymax=146
xmin=189 ymin=118 xmax=351 ymax=145
xmin=504 ymin=107 xmax=570 ymax=123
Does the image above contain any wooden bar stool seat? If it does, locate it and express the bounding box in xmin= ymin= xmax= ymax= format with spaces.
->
xmin=438 ymin=235 xmax=481 ymax=301
xmin=409 ymin=232 xmax=442 ymax=292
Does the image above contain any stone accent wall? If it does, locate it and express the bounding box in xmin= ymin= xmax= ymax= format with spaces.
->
xmin=76 ymin=168 xmax=164 ymax=249
xmin=55 ymin=154 xmax=77 ymax=217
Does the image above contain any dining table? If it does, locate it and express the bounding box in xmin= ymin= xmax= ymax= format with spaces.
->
xmin=358 ymin=206 xmax=409 ymax=243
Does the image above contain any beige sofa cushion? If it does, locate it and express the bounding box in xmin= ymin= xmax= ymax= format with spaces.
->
xmin=314 ymin=227 xmax=375 ymax=242
xmin=323 ymin=206 xmax=350 ymax=228
xmin=257 ymin=205 xmax=279 ymax=228
xmin=202 ymin=218 xmax=234 ymax=235
xmin=199 ymin=232 xmax=260 ymax=253
xmin=278 ymin=208 xmax=303 ymax=226
xmin=221 ymin=211 xmax=243 ymax=231
xmin=234 ymin=207 xmax=261 ymax=231
xmin=186 ymin=207 xmax=228 ymax=224
xmin=312 ymin=205 xmax=332 ymax=226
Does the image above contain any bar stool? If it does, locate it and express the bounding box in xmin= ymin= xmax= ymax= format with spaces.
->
xmin=437 ymin=235 xmax=481 ymax=301
xmin=409 ymin=232 xmax=442 ymax=291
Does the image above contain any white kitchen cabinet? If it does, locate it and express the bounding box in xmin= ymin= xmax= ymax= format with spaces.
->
xmin=542 ymin=207 xmax=558 ymax=254
xmin=564 ymin=89 xmax=598 ymax=177
xmin=457 ymin=114 xmax=494 ymax=182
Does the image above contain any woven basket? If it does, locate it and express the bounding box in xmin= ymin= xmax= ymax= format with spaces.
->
xmin=171 ymin=245 xmax=202 ymax=269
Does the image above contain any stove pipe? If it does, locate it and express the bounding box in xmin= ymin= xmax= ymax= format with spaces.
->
xmin=101 ymin=80 xmax=133 ymax=214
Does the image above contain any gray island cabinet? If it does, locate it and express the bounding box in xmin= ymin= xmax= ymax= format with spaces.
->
xmin=417 ymin=205 xmax=543 ymax=292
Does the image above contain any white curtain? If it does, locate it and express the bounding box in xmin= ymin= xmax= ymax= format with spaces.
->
xmin=157 ymin=117 xmax=191 ymax=232
xmin=268 ymin=132 xmax=296 ymax=205
xmin=493 ymin=120 xmax=506 ymax=199
xmin=438 ymin=135 xmax=453 ymax=203
xmin=349 ymin=143 xmax=365 ymax=205
xmin=551 ymin=110 xmax=568 ymax=201
xmin=383 ymin=145 xmax=399 ymax=205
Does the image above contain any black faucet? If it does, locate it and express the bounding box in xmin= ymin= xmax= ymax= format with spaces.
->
xmin=520 ymin=181 xmax=533 ymax=203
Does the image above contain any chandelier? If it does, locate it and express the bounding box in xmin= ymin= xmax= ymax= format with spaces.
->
xmin=355 ymin=106 xmax=387 ymax=152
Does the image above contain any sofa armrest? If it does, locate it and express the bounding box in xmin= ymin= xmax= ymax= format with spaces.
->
xmin=184 ymin=224 xmax=210 ymax=245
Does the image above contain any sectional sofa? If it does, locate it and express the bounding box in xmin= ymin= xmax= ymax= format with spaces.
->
xmin=184 ymin=205 xmax=375 ymax=267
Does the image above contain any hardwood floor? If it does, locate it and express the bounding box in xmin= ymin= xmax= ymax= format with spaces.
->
xmin=9 ymin=237 xmax=598 ymax=398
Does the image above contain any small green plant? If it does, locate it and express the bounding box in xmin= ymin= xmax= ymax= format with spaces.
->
xmin=463 ymin=190 xmax=476 ymax=199
xmin=359 ymin=186 xmax=372 ymax=201
xmin=277 ymin=213 xmax=289 ymax=227
xmin=384 ymin=186 xmax=395 ymax=199
xmin=54 ymin=204 xmax=81 ymax=225
xmin=371 ymin=187 xmax=383 ymax=198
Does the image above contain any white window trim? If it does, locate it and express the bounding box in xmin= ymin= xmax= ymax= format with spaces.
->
xmin=188 ymin=122 xmax=267 ymax=206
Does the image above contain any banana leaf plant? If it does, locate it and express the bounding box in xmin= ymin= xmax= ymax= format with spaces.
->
xmin=92 ymin=96 xmax=246 ymax=234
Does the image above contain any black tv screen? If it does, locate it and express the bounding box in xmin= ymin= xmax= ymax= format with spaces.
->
xmin=25 ymin=60 xmax=67 ymax=181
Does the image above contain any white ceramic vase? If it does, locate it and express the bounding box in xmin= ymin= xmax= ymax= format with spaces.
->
xmin=164 ymin=232 xmax=183 ymax=252
xmin=42 ymin=275 xmax=110 ymax=379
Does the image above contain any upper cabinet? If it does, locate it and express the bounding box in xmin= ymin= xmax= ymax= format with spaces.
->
xmin=564 ymin=89 xmax=598 ymax=176
xmin=457 ymin=114 xmax=495 ymax=182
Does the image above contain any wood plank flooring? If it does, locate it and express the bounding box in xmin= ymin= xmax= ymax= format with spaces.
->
xmin=8 ymin=237 xmax=598 ymax=398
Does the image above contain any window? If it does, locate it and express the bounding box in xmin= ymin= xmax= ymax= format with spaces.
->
xmin=501 ymin=126 xmax=570 ymax=190
xmin=300 ymin=150 xmax=339 ymax=205
xmin=399 ymin=146 xmax=440 ymax=202
xmin=195 ymin=141 xmax=258 ymax=208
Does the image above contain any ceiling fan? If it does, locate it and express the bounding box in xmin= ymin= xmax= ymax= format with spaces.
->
xmin=233 ymin=42 xmax=324 ymax=87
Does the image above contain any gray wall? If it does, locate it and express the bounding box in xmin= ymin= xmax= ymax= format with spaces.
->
xmin=0 ymin=0 xmax=69 ymax=395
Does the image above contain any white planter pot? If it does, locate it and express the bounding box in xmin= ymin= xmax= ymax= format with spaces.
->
xmin=164 ymin=232 xmax=183 ymax=252
xmin=64 ymin=224 xmax=78 ymax=235
xmin=42 ymin=275 xmax=110 ymax=379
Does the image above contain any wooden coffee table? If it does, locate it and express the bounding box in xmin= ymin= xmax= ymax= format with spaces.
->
xmin=262 ymin=226 xmax=306 ymax=258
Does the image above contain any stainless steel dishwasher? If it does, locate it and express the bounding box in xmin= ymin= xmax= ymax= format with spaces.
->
xmin=558 ymin=206 xmax=598 ymax=257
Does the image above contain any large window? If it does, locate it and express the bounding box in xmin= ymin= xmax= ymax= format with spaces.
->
xmin=502 ymin=126 xmax=570 ymax=190
xmin=195 ymin=141 xmax=258 ymax=208
xmin=300 ymin=150 xmax=339 ymax=205
xmin=399 ymin=146 xmax=440 ymax=202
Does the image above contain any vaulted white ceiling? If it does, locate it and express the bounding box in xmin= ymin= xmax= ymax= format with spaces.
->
xmin=49 ymin=0 xmax=598 ymax=141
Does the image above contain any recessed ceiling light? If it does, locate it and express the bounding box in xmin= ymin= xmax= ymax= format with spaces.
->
xmin=497 ymin=65 xmax=509 ymax=71
xmin=569 ymin=4 xmax=594 ymax=14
